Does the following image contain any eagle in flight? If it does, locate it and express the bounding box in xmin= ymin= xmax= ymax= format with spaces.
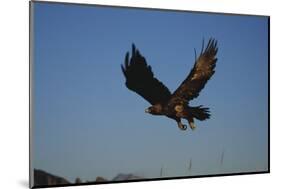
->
xmin=121 ymin=38 xmax=218 ymax=131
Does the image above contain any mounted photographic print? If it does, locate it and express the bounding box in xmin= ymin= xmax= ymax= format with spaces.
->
xmin=29 ymin=1 xmax=269 ymax=188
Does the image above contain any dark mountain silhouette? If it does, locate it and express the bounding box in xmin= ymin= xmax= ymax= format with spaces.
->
xmin=95 ymin=176 xmax=108 ymax=182
xmin=112 ymin=173 xmax=142 ymax=181
xmin=33 ymin=169 xmax=143 ymax=187
xmin=34 ymin=169 xmax=70 ymax=187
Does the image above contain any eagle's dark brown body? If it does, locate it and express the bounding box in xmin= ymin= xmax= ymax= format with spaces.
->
xmin=121 ymin=39 xmax=218 ymax=131
xmin=146 ymin=103 xmax=210 ymax=130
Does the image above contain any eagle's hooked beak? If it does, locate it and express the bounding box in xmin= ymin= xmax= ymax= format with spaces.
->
xmin=145 ymin=108 xmax=150 ymax=113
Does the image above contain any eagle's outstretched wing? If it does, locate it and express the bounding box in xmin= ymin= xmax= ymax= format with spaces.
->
xmin=121 ymin=44 xmax=171 ymax=105
xmin=169 ymin=38 xmax=218 ymax=105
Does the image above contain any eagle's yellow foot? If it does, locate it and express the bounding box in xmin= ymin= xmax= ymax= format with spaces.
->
xmin=189 ymin=122 xmax=196 ymax=130
xmin=178 ymin=122 xmax=187 ymax=131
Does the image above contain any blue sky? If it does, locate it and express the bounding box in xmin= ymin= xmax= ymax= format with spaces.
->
xmin=32 ymin=2 xmax=268 ymax=182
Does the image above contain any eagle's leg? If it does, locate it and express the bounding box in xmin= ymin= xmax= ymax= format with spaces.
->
xmin=177 ymin=121 xmax=187 ymax=131
xmin=188 ymin=119 xmax=196 ymax=130
xmin=174 ymin=105 xmax=187 ymax=130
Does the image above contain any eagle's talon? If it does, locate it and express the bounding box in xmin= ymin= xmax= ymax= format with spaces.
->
xmin=178 ymin=123 xmax=187 ymax=131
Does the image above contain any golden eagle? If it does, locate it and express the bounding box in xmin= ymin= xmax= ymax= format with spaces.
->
xmin=121 ymin=38 xmax=218 ymax=131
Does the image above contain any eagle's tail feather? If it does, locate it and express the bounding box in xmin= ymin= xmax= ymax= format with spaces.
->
xmin=189 ymin=106 xmax=210 ymax=121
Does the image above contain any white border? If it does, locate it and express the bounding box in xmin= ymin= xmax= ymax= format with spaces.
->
xmin=0 ymin=0 xmax=278 ymax=189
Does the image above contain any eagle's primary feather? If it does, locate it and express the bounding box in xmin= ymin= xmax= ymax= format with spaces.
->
xmin=121 ymin=38 xmax=218 ymax=131
xmin=168 ymin=38 xmax=218 ymax=106
xmin=121 ymin=44 xmax=171 ymax=105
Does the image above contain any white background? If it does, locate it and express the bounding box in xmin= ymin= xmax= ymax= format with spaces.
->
xmin=0 ymin=0 xmax=277 ymax=188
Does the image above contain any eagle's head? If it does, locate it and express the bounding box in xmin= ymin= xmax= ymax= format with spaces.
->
xmin=145 ymin=104 xmax=163 ymax=115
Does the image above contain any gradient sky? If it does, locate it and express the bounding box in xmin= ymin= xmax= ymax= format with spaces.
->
xmin=31 ymin=2 xmax=268 ymax=183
